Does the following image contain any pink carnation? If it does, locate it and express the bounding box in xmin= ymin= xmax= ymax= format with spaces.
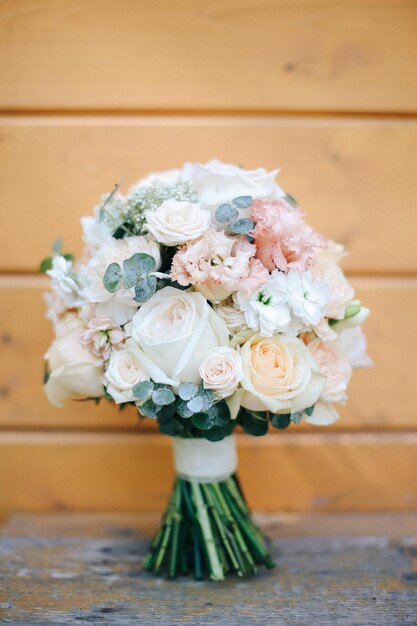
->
xmin=251 ymin=199 xmax=326 ymax=273
xmin=171 ymin=230 xmax=268 ymax=303
xmin=308 ymin=337 xmax=352 ymax=405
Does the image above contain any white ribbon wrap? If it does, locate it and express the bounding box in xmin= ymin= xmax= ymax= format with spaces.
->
xmin=173 ymin=435 xmax=237 ymax=483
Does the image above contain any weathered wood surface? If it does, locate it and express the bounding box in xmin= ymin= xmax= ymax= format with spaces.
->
xmin=1 ymin=513 xmax=416 ymax=625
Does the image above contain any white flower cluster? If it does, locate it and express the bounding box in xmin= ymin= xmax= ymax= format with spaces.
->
xmin=43 ymin=160 xmax=371 ymax=433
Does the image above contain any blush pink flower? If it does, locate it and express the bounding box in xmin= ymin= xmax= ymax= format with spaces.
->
xmin=79 ymin=316 xmax=125 ymax=362
xmin=251 ymin=199 xmax=326 ymax=273
xmin=171 ymin=230 xmax=268 ymax=303
xmin=307 ymin=337 xmax=352 ymax=405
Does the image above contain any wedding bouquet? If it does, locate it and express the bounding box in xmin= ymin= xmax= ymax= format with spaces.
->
xmin=42 ymin=160 xmax=371 ymax=581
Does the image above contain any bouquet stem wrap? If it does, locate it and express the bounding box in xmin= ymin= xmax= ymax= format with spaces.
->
xmin=143 ymin=435 xmax=275 ymax=581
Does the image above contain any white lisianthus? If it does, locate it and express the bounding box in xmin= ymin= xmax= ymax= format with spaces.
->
xmin=181 ymin=159 xmax=280 ymax=214
xmin=145 ymin=200 xmax=211 ymax=246
xmin=240 ymin=333 xmax=325 ymax=413
xmin=84 ymin=235 xmax=161 ymax=325
xmin=199 ymin=347 xmax=243 ymax=399
xmin=129 ymin=287 xmax=229 ymax=386
xmin=331 ymin=327 xmax=373 ymax=368
xmin=81 ymin=216 xmax=112 ymax=247
xmin=286 ymin=270 xmax=329 ymax=326
xmin=104 ymin=346 xmax=150 ymax=404
xmin=45 ymin=317 xmax=104 ymax=407
xmin=47 ymin=255 xmax=87 ymax=309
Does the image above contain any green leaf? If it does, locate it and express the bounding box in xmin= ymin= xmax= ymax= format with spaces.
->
xmin=98 ymin=182 xmax=121 ymax=222
xmin=187 ymin=396 xmax=204 ymax=413
xmin=215 ymin=203 xmax=238 ymax=223
xmin=132 ymin=380 xmax=154 ymax=401
xmin=270 ymin=413 xmax=291 ymax=430
xmin=139 ymin=399 xmax=158 ymax=418
xmin=52 ymin=238 xmax=63 ymax=254
xmin=122 ymin=253 xmax=156 ymax=289
xmin=213 ymin=401 xmax=230 ymax=426
xmin=203 ymin=424 xmax=233 ymax=442
xmin=134 ymin=275 xmax=157 ymax=302
xmin=178 ymin=382 xmax=198 ymax=401
xmin=290 ymin=411 xmax=303 ymax=425
xmin=227 ymin=218 xmax=255 ymax=235
xmin=103 ymin=262 xmax=122 ymax=293
xmin=63 ymin=253 xmax=75 ymax=263
xmin=152 ymin=387 xmax=175 ymax=406
xmin=192 ymin=410 xmax=217 ymax=430
xmin=240 ymin=409 xmax=268 ymax=436
xmin=177 ymin=400 xmax=194 ymax=418
xmin=156 ymin=402 xmax=177 ymax=419
xmin=232 ymin=195 xmax=252 ymax=209
xmin=158 ymin=415 xmax=183 ymax=437
xmin=194 ymin=387 xmax=214 ymax=411
xmin=344 ymin=302 xmax=361 ymax=319
xmin=284 ymin=192 xmax=297 ymax=207
xmin=304 ymin=405 xmax=315 ymax=417
xmin=39 ymin=257 xmax=53 ymax=273
xmin=43 ymin=362 xmax=50 ymax=384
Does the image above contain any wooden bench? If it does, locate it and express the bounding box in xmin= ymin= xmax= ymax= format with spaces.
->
xmin=1 ymin=512 xmax=416 ymax=625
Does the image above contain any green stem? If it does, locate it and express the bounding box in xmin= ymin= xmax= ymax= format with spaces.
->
xmin=190 ymin=481 xmax=224 ymax=581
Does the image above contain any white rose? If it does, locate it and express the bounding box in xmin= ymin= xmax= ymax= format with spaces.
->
xmin=199 ymin=347 xmax=243 ymax=399
xmin=145 ymin=200 xmax=211 ymax=246
xmin=45 ymin=319 xmax=104 ymax=407
xmin=104 ymin=346 xmax=149 ymax=403
xmin=81 ymin=216 xmax=112 ymax=247
xmin=304 ymin=401 xmax=340 ymax=426
xmin=84 ymin=235 xmax=161 ymax=325
xmin=181 ymin=159 xmax=279 ymax=214
xmin=129 ymin=286 xmax=229 ymax=386
xmin=240 ymin=334 xmax=325 ymax=413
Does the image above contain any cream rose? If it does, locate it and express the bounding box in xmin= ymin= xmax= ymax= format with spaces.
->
xmin=145 ymin=200 xmax=211 ymax=246
xmin=214 ymin=296 xmax=248 ymax=335
xmin=45 ymin=318 xmax=104 ymax=407
xmin=240 ymin=334 xmax=325 ymax=413
xmin=104 ymin=346 xmax=149 ymax=403
xmin=129 ymin=286 xmax=229 ymax=386
xmin=199 ymin=347 xmax=243 ymax=399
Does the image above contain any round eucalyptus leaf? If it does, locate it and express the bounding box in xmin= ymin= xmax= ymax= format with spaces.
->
xmin=187 ymin=396 xmax=204 ymax=413
xmin=192 ymin=411 xmax=217 ymax=430
xmin=178 ymin=382 xmax=198 ymax=401
xmin=134 ymin=274 xmax=157 ymax=303
xmin=232 ymin=195 xmax=252 ymax=209
xmin=139 ymin=399 xmax=158 ymax=419
xmin=132 ymin=380 xmax=154 ymax=401
xmin=103 ymin=262 xmax=122 ymax=293
xmin=152 ymin=387 xmax=175 ymax=406
xmin=227 ymin=218 xmax=255 ymax=235
xmin=270 ymin=413 xmax=291 ymax=430
xmin=215 ymin=203 xmax=237 ymax=223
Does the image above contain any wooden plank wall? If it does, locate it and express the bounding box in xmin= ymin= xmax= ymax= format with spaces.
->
xmin=0 ymin=0 xmax=416 ymax=517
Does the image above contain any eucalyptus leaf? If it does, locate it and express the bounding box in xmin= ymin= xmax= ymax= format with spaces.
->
xmin=304 ymin=405 xmax=315 ymax=417
xmin=156 ymin=402 xmax=177 ymax=419
xmin=134 ymin=275 xmax=157 ymax=302
xmin=178 ymin=382 xmax=198 ymax=401
xmin=52 ymin=238 xmax=63 ymax=254
xmin=140 ymin=399 xmax=158 ymax=418
xmin=192 ymin=411 xmax=217 ymax=430
xmin=132 ymin=380 xmax=154 ymax=401
xmin=240 ymin=409 xmax=268 ymax=436
xmin=203 ymin=424 xmax=232 ymax=442
xmin=152 ymin=387 xmax=175 ymax=406
xmin=177 ymin=400 xmax=194 ymax=419
xmin=290 ymin=411 xmax=303 ymax=425
xmin=187 ymin=396 xmax=204 ymax=413
xmin=103 ymin=262 xmax=122 ymax=293
xmin=157 ymin=415 xmax=183 ymax=437
xmin=63 ymin=253 xmax=75 ymax=263
xmin=227 ymin=218 xmax=255 ymax=235
xmin=270 ymin=413 xmax=291 ymax=430
xmin=215 ymin=203 xmax=238 ymax=223
xmin=195 ymin=387 xmax=214 ymax=411
xmin=213 ymin=401 xmax=230 ymax=426
xmin=232 ymin=195 xmax=252 ymax=209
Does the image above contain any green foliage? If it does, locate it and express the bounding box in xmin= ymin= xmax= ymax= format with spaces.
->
xmin=178 ymin=383 xmax=198 ymax=401
xmin=102 ymin=252 xmax=157 ymax=303
xmin=39 ymin=239 xmax=75 ymax=273
xmin=132 ymin=380 xmax=154 ymax=401
xmin=214 ymin=196 xmax=254 ymax=238
xmin=227 ymin=218 xmax=255 ymax=236
xmin=284 ymin=192 xmax=297 ymax=207
xmin=270 ymin=413 xmax=291 ymax=430
xmin=152 ymin=387 xmax=175 ymax=406
xmin=239 ymin=409 xmax=268 ymax=436
xmin=103 ymin=262 xmax=123 ymax=292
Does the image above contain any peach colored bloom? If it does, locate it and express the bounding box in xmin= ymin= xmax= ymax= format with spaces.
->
xmin=171 ymin=230 xmax=268 ymax=303
xmin=251 ymin=199 xmax=326 ymax=273
xmin=308 ymin=337 xmax=352 ymax=405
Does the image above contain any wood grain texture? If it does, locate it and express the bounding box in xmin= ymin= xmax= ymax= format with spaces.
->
xmin=1 ymin=513 xmax=416 ymax=625
xmin=0 ymin=0 xmax=416 ymax=112
xmin=1 ymin=117 xmax=416 ymax=273
xmin=1 ymin=276 xmax=415 ymax=430
xmin=1 ymin=432 xmax=417 ymax=516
